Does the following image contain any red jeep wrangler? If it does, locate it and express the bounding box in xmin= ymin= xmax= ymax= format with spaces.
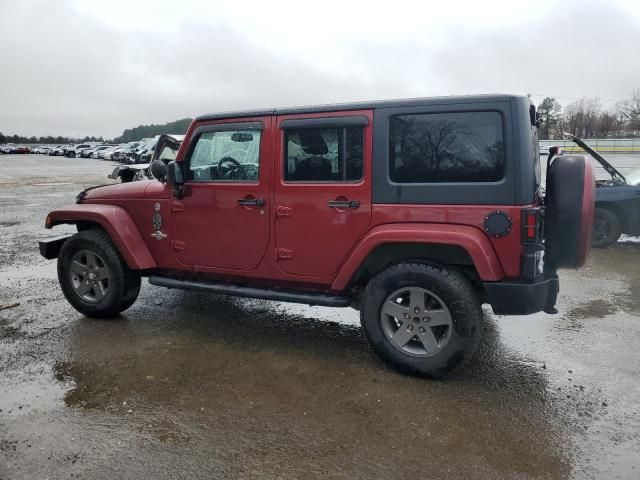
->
xmin=40 ymin=95 xmax=595 ymax=377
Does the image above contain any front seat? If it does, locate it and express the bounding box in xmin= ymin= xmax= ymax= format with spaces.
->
xmin=293 ymin=131 xmax=332 ymax=180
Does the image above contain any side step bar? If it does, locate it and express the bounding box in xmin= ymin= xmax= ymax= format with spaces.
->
xmin=148 ymin=276 xmax=351 ymax=307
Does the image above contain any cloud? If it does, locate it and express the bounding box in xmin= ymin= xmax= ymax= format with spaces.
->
xmin=424 ymin=1 xmax=640 ymax=102
xmin=0 ymin=0 xmax=638 ymax=138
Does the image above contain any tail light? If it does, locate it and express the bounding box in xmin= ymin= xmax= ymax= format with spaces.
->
xmin=521 ymin=208 xmax=543 ymax=244
xmin=521 ymin=208 xmax=544 ymax=281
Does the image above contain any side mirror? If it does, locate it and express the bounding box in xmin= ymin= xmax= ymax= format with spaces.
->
xmin=166 ymin=161 xmax=184 ymax=187
xmin=150 ymin=160 xmax=167 ymax=182
xmin=166 ymin=161 xmax=185 ymax=198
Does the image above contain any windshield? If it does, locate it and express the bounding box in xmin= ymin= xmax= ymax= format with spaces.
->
xmin=627 ymin=168 xmax=640 ymax=186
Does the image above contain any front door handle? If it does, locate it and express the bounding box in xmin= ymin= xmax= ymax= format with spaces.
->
xmin=328 ymin=199 xmax=359 ymax=209
xmin=237 ymin=197 xmax=265 ymax=207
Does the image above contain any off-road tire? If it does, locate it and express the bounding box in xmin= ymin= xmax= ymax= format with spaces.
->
xmin=544 ymin=155 xmax=595 ymax=268
xmin=58 ymin=229 xmax=141 ymax=318
xmin=360 ymin=262 xmax=483 ymax=378
xmin=591 ymin=207 xmax=622 ymax=248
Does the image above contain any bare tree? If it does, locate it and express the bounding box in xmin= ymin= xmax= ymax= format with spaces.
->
xmin=617 ymin=89 xmax=640 ymax=136
xmin=563 ymin=98 xmax=602 ymax=138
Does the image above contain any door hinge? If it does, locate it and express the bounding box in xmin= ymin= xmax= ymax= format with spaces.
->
xmin=170 ymin=202 xmax=184 ymax=213
xmin=275 ymin=205 xmax=292 ymax=218
xmin=172 ymin=240 xmax=186 ymax=251
xmin=276 ymin=248 xmax=293 ymax=260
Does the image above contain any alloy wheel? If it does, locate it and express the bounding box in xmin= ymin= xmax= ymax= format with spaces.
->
xmin=69 ymin=250 xmax=110 ymax=303
xmin=380 ymin=286 xmax=453 ymax=357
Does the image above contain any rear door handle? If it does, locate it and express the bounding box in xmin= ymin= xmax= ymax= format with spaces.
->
xmin=328 ymin=199 xmax=359 ymax=209
xmin=237 ymin=197 xmax=265 ymax=207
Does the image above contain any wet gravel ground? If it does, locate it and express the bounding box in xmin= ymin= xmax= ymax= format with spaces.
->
xmin=1 ymin=154 xmax=639 ymax=479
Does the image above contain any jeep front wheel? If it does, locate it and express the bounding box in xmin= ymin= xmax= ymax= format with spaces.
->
xmin=57 ymin=229 xmax=141 ymax=318
xmin=360 ymin=263 xmax=483 ymax=378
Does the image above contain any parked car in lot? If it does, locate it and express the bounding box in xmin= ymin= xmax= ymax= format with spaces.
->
xmin=109 ymin=134 xmax=184 ymax=182
xmin=65 ymin=143 xmax=94 ymax=158
xmin=107 ymin=143 xmax=145 ymax=162
xmin=40 ymin=94 xmax=595 ymax=378
xmin=48 ymin=146 xmax=66 ymax=156
xmin=128 ymin=138 xmax=157 ymax=164
xmin=553 ymin=134 xmax=640 ymax=247
xmin=102 ymin=144 xmax=127 ymax=161
xmin=85 ymin=145 xmax=115 ymax=158
xmin=0 ymin=144 xmax=16 ymax=154
xmin=13 ymin=145 xmax=31 ymax=154
xmin=80 ymin=146 xmax=101 ymax=158
xmin=112 ymin=143 xmax=143 ymax=163
xmin=97 ymin=145 xmax=122 ymax=160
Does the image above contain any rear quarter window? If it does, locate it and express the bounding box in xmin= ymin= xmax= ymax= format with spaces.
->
xmin=389 ymin=111 xmax=504 ymax=183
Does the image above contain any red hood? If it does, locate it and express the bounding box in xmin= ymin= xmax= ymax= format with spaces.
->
xmin=82 ymin=180 xmax=169 ymax=201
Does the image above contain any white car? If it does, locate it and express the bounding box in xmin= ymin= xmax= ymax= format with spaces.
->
xmin=85 ymin=145 xmax=113 ymax=158
xmin=48 ymin=146 xmax=66 ymax=156
xmin=99 ymin=145 xmax=123 ymax=160
xmin=66 ymin=143 xmax=93 ymax=158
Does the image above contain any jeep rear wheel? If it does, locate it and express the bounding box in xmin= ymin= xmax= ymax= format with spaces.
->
xmin=361 ymin=263 xmax=483 ymax=378
xmin=58 ymin=229 xmax=141 ymax=318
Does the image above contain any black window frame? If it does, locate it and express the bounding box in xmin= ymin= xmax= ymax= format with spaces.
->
xmin=184 ymin=121 xmax=264 ymax=184
xmin=372 ymin=100 xmax=520 ymax=205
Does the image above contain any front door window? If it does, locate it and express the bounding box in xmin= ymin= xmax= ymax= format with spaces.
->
xmin=189 ymin=129 xmax=261 ymax=182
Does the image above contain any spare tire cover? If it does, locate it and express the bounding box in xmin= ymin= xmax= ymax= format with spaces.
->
xmin=544 ymin=155 xmax=595 ymax=268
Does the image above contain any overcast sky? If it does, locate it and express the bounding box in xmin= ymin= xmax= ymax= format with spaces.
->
xmin=1 ymin=0 xmax=639 ymax=138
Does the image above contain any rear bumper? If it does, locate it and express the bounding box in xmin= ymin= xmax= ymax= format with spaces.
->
xmin=483 ymin=275 xmax=559 ymax=315
xmin=39 ymin=235 xmax=71 ymax=259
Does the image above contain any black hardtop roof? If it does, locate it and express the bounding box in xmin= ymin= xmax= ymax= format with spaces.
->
xmin=195 ymin=93 xmax=526 ymax=122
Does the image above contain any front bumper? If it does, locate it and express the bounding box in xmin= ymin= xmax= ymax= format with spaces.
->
xmin=39 ymin=235 xmax=71 ymax=259
xmin=483 ymin=275 xmax=559 ymax=315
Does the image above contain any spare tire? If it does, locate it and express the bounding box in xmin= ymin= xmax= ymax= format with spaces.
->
xmin=544 ymin=155 xmax=595 ymax=268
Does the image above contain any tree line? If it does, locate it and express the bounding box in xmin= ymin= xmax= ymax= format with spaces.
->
xmin=112 ymin=118 xmax=192 ymax=143
xmin=4 ymin=92 xmax=640 ymax=145
xmin=0 ymin=133 xmax=105 ymax=145
xmin=537 ymin=89 xmax=640 ymax=140
xmin=0 ymin=117 xmax=192 ymax=145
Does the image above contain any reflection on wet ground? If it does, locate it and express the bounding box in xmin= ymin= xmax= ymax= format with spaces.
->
xmin=21 ymin=292 xmax=570 ymax=479
xmin=1 ymin=167 xmax=639 ymax=479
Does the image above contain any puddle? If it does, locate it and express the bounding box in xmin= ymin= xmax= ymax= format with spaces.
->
xmin=0 ymin=221 xmax=21 ymax=227
xmin=0 ymin=261 xmax=57 ymax=287
xmin=0 ymin=363 xmax=70 ymax=415
xmin=565 ymin=299 xmax=617 ymax=321
xmin=31 ymin=183 xmax=75 ymax=187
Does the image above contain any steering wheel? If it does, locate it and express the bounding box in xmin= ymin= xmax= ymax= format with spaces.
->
xmin=217 ymin=156 xmax=247 ymax=180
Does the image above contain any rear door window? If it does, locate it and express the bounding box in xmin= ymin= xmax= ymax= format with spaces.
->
xmin=284 ymin=127 xmax=363 ymax=182
xmin=389 ymin=111 xmax=504 ymax=183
